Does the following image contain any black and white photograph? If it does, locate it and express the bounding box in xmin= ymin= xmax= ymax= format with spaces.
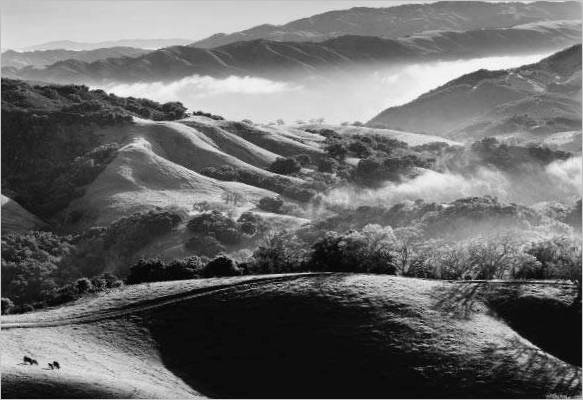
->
xmin=0 ymin=0 xmax=581 ymax=398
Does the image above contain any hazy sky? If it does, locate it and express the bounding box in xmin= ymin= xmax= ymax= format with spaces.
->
xmin=0 ymin=0 xmax=433 ymax=49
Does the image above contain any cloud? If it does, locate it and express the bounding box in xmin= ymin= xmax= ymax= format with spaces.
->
xmin=103 ymin=74 xmax=300 ymax=102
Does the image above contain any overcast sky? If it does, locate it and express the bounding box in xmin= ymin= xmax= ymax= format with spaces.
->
xmin=1 ymin=0 xmax=436 ymax=49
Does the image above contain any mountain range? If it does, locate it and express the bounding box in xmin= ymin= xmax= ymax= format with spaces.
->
xmin=17 ymin=38 xmax=193 ymax=51
xmin=191 ymin=1 xmax=582 ymax=48
xmin=368 ymin=44 xmax=582 ymax=142
xmin=4 ymin=20 xmax=580 ymax=85
xmin=1 ymin=47 xmax=150 ymax=69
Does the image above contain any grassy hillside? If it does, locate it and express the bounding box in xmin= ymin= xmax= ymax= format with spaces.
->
xmin=368 ymin=44 xmax=582 ymax=144
xmin=1 ymin=274 xmax=580 ymax=398
xmin=1 ymin=79 xmax=186 ymax=220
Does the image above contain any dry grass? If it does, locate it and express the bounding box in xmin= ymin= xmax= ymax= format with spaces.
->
xmin=2 ymin=274 xmax=580 ymax=398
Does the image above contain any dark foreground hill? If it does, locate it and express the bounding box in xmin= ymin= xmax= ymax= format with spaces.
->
xmin=4 ymin=21 xmax=580 ymax=85
xmin=368 ymin=44 xmax=582 ymax=141
xmin=1 ymin=274 xmax=581 ymax=398
xmin=190 ymin=1 xmax=582 ymax=48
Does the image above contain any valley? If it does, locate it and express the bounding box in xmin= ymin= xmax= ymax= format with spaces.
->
xmin=1 ymin=1 xmax=581 ymax=398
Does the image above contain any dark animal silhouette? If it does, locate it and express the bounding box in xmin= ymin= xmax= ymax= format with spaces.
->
xmin=48 ymin=363 xmax=54 ymax=370
xmin=52 ymin=361 xmax=60 ymax=369
xmin=23 ymin=356 xmax=38 ymax=365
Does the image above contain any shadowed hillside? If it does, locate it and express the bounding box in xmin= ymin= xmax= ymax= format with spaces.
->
xmin=1 ymin=274 xmax=580 ymax=398
xmin=1 ymin=195 xmax=48 ymax=234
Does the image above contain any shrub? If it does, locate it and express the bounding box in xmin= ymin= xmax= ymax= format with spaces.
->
xmin=21 ymin=304 xmax=35 ymax=313
xmin=309 ymin=226 xmax=397 ymax=274
xmin=202 ymin=256 xmax=241 ymax=278
xmin=353 ymin=154 xmax=433 ymax=187
xmin=125 ymin=258 xmax=167 ymax=285
xmin=325 ymin=143 xmax=348 ymax=161
xmin=258 ymin=196 xmax=284 ymax=213
xmin=250 ymin=232 xmax=307 ymax=274
xmin=187 ymin=211 xmax=241 ymax=245
xmin=240 ymin=221 xmax=258 ymax=236
xmin=269 ymin=157 xmax=302 ymax=175
xmin=160 ymin=102 xmax=187 ymax=120
xmin=526 ymin=237 xmax=582 ymax=292
xmin=294 ymin=154 xmax=312 ymax=167
xmin=1 ymin=298 xmax=14 ymax=315
xmin=166 ymin=258 xmax=204 ymax=280
xmin=215 ymin=227 xmax=243 ymax=245
xmin=1 ymin=231 xmax=74 ymax=306
xmin=237 ymin=212 xmax=264 ymax=236
xmin=348 ymin=141 xmax=372 ymax=158
xmin=184 ymin=234 xmax=226 ymax=257
xmin=192 ymin=110 xmax=224 ymax=120
xmin=125 ymin=257 xmax=202 ymax=285
xmin=317 ymin=158 xmax=339 ymax=173
xmin=75 ymin=278 xmax=93 ymax=294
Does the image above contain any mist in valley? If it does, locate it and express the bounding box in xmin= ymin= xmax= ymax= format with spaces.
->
xmin=103 ymin=52 xmax=550 ymax=124
xmin=324 ymin=155 xmax=582 ymax=210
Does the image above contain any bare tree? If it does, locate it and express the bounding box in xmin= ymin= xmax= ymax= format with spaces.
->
xmin=222 ymin=190 xmax=246 ymax=206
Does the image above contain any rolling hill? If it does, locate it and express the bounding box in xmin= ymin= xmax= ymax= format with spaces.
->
xmin=1 ymin=47 xmax=149 ymax=69
xmin=2 ymin=274 xmax=580 ymax=398
xmin=368 ymin=44 xmax=582 ymax=143
xmin=1 ymin=78 xmax=455 ymax=233
xmin=4 ymin=21 xmax=580 ymax=85
xmin=190 ymin=1 xmax=582 ymax=48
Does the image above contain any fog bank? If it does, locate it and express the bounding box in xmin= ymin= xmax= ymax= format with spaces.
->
xmin=103 ymin=53 xmax=550 ymax=124
xmin=324 ymin=157 xmax=582 ymax=209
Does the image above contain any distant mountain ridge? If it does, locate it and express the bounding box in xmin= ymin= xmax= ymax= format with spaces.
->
xmin=367 ymin=44 xmax=582 ymax=142
xmin=18 ymin=38 xmax=193 ymax=51
xmin=1 ymin=47 xmax=150 ymax=69
xmin=4 ymin=20 xmax=580 ymax=85
xmin=190 ymin=1 xmax=582 ymax=48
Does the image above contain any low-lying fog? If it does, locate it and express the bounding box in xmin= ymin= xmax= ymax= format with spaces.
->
xmin=104 ymin=52 xmax=550 ymax=124
xmin=325 ymin=156 xmax=582 ymax=209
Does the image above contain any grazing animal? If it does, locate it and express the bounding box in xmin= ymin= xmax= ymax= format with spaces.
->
xmin=23 ymin=356 xmax=37 ymax=365
xmin=48 ymin=363 xmax=54 ymax=370
xmin=52 ymin=361 xmax=60 ymax=369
